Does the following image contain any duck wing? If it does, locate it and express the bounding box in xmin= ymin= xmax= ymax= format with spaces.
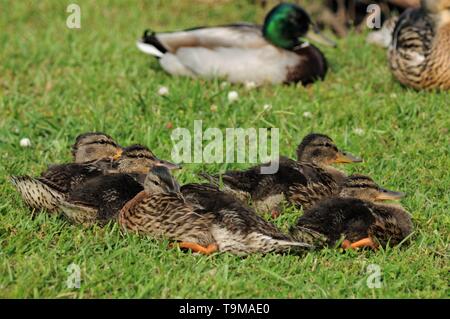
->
xmin=389 ymin=8 xmax=434 ymax=77
xmin=10 ymin=175 xmax=65 ymax=213
xmin=181 ymin=183 xmax=312 ymax=254
xmin=139 ymin=24 xmax=266 ymax=55
xmin=40 ymin=163 xmax=105 ymax=192
xmin=61 ymin=174 xmax=144 ymax=225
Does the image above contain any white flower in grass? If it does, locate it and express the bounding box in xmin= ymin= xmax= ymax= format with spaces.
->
xmin=263 ymin=104 xmax=272 ymax=111
xmin=227 ymin=91 xmax=239 ymax=103
xmin=353 ymin=128 xmax=365 ymax=136
xmin=20 ymin=137 xmax=31 ymax=147
xmin=303 ymin=111 xmax=312 ymax=118
xmin=244 ymin=81 xmax=257 ymax=90
xmin=157 ymin=86 xmax=169 ymax=96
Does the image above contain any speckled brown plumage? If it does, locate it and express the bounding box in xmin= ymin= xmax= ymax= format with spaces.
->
xmin=59 ymin=173 xmax=144 ymax=225
xmin=201 ymin=133 xmax=361 ymax=215
xmin=120 ymin=167 xmax=312 ymax=256
xmin=389 ymin=0 xmax=450 ymax=90
xmin=290 ymin=175 xmax=413 ymax=249
xmin=10 ymin=144 xmax=170 ymax=214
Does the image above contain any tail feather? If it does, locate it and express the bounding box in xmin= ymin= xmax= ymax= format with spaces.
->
xmin=58 ymin=200 xmax=98 ymax=225
xmin=289 ymin=225 xmax=328 ymax=248
xmin=136 ymin=29 xmax=167 ymax=57
xmin=10 ymin=175 xmax=65 ymax=213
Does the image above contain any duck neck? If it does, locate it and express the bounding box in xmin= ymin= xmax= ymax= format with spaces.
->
xmin=320 ymin=164 xmax=347 ymax=184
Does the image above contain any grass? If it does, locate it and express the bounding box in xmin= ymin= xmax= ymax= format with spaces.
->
xmin=0 ymin=0 xmax=449 ymax=298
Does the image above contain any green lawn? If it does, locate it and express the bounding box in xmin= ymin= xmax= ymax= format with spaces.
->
xmin=0 ymin=0 xmax=449 ymax=298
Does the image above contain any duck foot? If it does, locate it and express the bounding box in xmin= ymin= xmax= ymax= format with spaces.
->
xmin=176 ymin=242 xmax=218 ymax=255
xmin=271 ymin=209 xmax=281 ymax=219
xmin=343 ymin=237 xmax=378 ymax=250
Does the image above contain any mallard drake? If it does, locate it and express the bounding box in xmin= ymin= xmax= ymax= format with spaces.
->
xmin=119 ymin=166 xmax=312 ymax=256
xmin=10 ymin=144 xmax=178 ymax=214
xmin=388 ymin=0 xmax=450 ymax=90
xmin=201 ymin=133 xmax=362 ymax=216
xmin=137 ymin=3 xmax=335 ymax=85
xmin=290 ymin=174 xmax=413 ymax=250
xmin=71 ymin=132 xmax=122 ymax=164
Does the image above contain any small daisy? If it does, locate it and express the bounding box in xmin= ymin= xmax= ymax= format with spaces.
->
xmin=158 ymin=86 xmax=169 ymax=96
xmin=20 ymin=137 xmax=31 ymax=147
xmin=227 ymin=91 xmax=239 ymax=103
xmin=303 ymin=111 xmax=312 ymax=118
xmin=353 ymin=128 xmax=364 ymax=136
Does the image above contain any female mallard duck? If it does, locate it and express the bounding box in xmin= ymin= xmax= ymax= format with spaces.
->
xmin=388 ymin=0 xmax=450 ymax=90
xmin=119 ymin=166 xmax=312 ymax=256
xmin=290 ymin=175 xmax=413 ymax=250
xmin=71 ymin=132 xmax=123 ymax=164
xmin=136 ymin=3 xmax=335 ymax=85
xmin=55 ymin=146 xmax=180 ymax=225
xmin=10 ymin=144 xmax=178 ymax=214
xmin=201 ymin=133 xmax=362 ymax=216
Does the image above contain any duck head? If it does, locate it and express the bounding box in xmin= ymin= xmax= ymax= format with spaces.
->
xmin=143 ymin=165 xmax=181 ymax=194
xmin=262 ymin=3 xmax=336 ymax=50
xmin=117 ymin=144 xmax=181 ymax=174
xmin=339 ymin=174 xmax=405 ymax=202
xmin=296 ymin=133 xmax=362 ymax=167
xmin=71 ymin=132 xmax=122 ymax=163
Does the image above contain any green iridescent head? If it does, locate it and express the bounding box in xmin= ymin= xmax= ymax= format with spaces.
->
xmin=262 ymin=3 xmax=335 ymax=49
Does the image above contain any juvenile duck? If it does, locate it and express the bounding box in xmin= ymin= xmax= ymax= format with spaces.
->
xmin=119 ymin=166 xmax=312 ymax=256
xmin=388 ymin=0 xmax=450 ymax=90
xmin=201 ymin=133 xmax=362 ymax=215
xmin=290 ymin=175 xmax=413 ymax=250
xmin=55 ymin=146 xmax=180 ymax=225
xmin=71 ymin=132 xmax=122 ymax=164
xmin=10 ymin=145 xmax=177 ymax=214
xmin=137 ymin=3 xmax=335 ymax=85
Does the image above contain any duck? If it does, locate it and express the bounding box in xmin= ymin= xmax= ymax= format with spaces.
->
xmin=136 ymin=3 xmax=335 ymax=85
xmin=201 ymin=133 xmax=362 ymax=216
xmin=55 ymin=146 xmax=181 ymax=225
xmin=119 ymin=166 xmax=312 ymax=256
xmin=290 ymin=174 xmax=413 ymax=250
xmin=10 ymin=144 xmax=178 ymax=214
xmin=70 ymin=132 xmax=123 ymax=164
xmin=388 ymin=0 xmax=450 ymax=90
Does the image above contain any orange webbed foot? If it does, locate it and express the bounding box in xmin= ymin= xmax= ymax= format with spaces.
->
xmin=343 ymin=237 xmax=378 ymax=250
xmin=176 ymin=242 xmax=218 ymax=255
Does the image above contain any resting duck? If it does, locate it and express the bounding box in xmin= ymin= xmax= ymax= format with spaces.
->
xmin=56 ymin=146 xmax=180 ymax=225
xmin=10 ymin=144 xmax=177 ymax=214
xmin=290 ymin=175 xmax=413 ymax=250
xmin=137 ymin=3 xmax=335 ymax=85
xmin=71 ymin=132 xmax=123 ymax=164
xmin=201 ymin=133 xmax=362 ymax=216
xmin=119 ymin=166 xmax=312 ymax=256
xmin=388 ymin=0 xmax=450 ymax=90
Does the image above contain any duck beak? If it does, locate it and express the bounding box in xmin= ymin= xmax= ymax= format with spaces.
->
xmin=112 ymin=149 xmax=123 ymax=160
xmin=376 ymin=189 xmax=405 ymax=201
xmin=155 ymin=158 xmax=182 ymax=170
xmin=334 ymin=151 xmax=363 ymax=164
xmin=304 ymin=24 xmax=337 ymax=47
